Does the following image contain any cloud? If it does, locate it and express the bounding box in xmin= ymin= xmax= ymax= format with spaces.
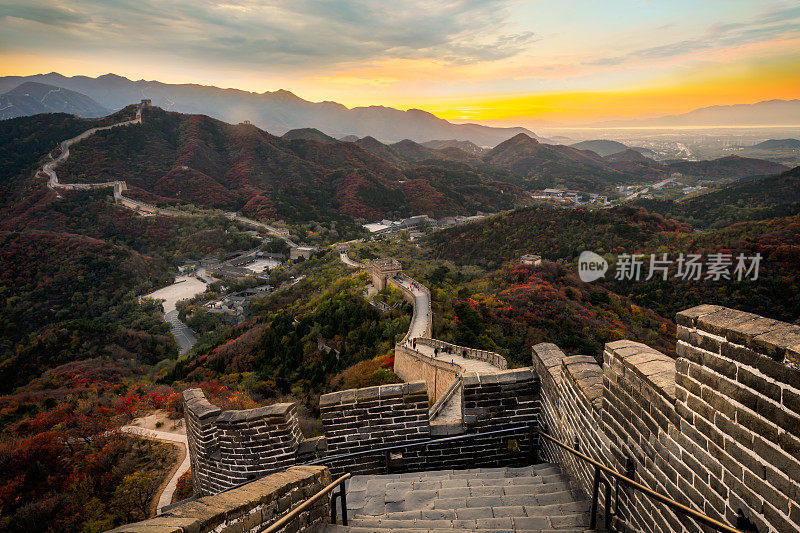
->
xmin=581 ymin=4 xmax=800 ymax=69
xmin=0 ymin=0 xmax=536 ymax=70
xmin=0 ymin=2 xmax=89 ymax=26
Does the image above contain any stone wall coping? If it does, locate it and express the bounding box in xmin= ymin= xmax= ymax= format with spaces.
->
xmin=674 ymin=304 xmax=725 ymax=327
xmin=679 ymin=304 xmax=800 ymax=365
xmin=604 ymin=340 xmax=676 ymax=401
xmin=108 ymin=465 xmax=329 ymax=533
xmin=215 ymin=402 xmax=295 ymax=424
xmin=183 ymin=388 xmax=222 ymax=420
xmin=532 ymin=343 xmax=566 ymax=371
xmin=319 ymin=380 xmax=427 ymax=406
xmin=461 ymin=367 xmax=536 ymax=387
xmin=561 ymin=355 xmax=603 ymax=407
xmin=531 ymin=343 xmax=567 ymax=390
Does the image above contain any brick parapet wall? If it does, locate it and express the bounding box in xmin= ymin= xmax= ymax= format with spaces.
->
xmin=319 ymin=381 xmax=431 ymax=460
xmin=183 ymin=371 xmax=544 ymax=497
xmin=394 ymin=344 xmax=461 ymax=402
xmin=531 ymin=344 xmax=612 ymax=511
xmin=416 ymin=337 xmax=508 ymax=369
xmin=602 ymin=341 xmax=690 ymax=533
xmin=184 ymin=389 xmax=225 ymax=495
xmin=109 ymin=465 xmax=331 ymax=533
xmin=532 ymin=305 xmax=800 ymax=533
xmin=319 ymin=371 xmax=540 ymax=477
xmin=461 ymin=368 xmax=540 ymax=433
xmin=183 ymin=389 xmax=304 ymax=496
xmin=675 ymin=305 xmax=800 ymax=533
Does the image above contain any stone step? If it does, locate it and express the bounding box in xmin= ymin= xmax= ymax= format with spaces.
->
xmin=349 ymin=481 xmax=576 ymax=513
xmin=347 ymin=511 xmax=589 ymax=530
xmin=346 ymin=465 xmax=562 ymax=488
xmin=376 ymin=474 xmax=572 ymax=493
xmin=331 ymin=463 xmax=591 ymax=531
xmin=349 ymin=472 xmax=570 ymax=497
xmin=357 ymin=502 xmax=591 ymax=522
xmin=349 ymin=490 xmax=584 ymax=517
xmin=321 ymin=524 xmax=595 ymax=533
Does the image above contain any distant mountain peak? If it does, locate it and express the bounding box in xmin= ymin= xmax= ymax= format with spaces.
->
xmin=592 ymin=99 xmax=800 ymax=127
xmin=498 ymin=132 xmax=540 ymax=147
xmin=570 ymin=139 xmax=628 ymax=157
xmin=282 ymin=127 xmax=337 ymax=143
xmin=6 ymin=81 xmax=56 ymax=94
xmin=97 ymin=73 xmax=128 ymax=80
xmin=0 ymin=81 xmax=110 ymax=120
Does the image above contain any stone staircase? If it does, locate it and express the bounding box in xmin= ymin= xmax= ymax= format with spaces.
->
xmin=321 ymin=464 xmax=595 ymax=533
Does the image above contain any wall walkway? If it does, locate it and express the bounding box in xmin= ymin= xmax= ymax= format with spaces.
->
xmin=335 ymin=257 xmax=510 ymax=421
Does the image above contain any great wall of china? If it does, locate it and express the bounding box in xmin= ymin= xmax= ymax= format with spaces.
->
xmin=38 ymin=101 xmax=287 ymax=239
xmin=44 ymin=103 xmax=800 ymax=533
xmin=113 ymin=251 xmax=800 ymax=533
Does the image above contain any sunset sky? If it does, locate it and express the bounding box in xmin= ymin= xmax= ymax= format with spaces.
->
xmin=1 ymin=0 xmax=799 ymax=126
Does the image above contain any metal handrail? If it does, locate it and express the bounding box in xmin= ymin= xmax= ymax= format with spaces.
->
xmin=536 ymin=430 xmax=743 ymax=533
xmin=262 ymin=473 xmax=351 ymax=533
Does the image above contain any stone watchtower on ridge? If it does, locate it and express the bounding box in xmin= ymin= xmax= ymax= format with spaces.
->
xmin=365 ymin=257 xmax=401 ymax=290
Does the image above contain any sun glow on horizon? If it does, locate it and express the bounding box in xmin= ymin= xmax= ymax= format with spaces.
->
xmin=1 ymin=1 xmax=799 ymax=126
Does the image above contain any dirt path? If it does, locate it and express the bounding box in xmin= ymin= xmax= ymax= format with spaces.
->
xmin=121 ymin=420 xmax=190 ymax=514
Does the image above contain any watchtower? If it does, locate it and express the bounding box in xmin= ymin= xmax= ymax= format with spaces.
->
xmin=366 ymin=258 xmax=402 ymax=290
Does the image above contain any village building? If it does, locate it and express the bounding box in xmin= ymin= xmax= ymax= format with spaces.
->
xmin=519 ymin=253 xmax=542 ymax=266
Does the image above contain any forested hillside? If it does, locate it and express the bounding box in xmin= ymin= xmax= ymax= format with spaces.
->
xmin=55 ymin=107 xmax=527 ymax=222
xmin=349 ymin=239 xmax=676 ymax=363
xmin=426 ymin=205 xmax=800 ymax=322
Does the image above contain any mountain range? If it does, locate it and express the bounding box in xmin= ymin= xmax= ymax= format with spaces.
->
xmin=2 ymin=102 xmax=791 ymax=230
xmin=0 ymin=81 xmax=110 ymax=120
xmin=592 ymin=99 xmax=800 ymax=127
xmin=0 ymin=73 xmax=538 ymax=146
xmin=43 ymin=106 xmax=527 ymax=222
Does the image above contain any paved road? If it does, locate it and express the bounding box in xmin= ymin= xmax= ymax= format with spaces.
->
xmin=164 ymin=310 xmax=198 ymax=355
xmin=340 ymin=251 xmax=363 ymax=268
xmin=120 ymin=425 xmax=189 ymax=514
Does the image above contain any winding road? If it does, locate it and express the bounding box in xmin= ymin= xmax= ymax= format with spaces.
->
xmin=37 ymin=102 xmax=315 ymax=355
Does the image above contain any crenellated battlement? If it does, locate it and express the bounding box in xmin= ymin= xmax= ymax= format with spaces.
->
xmin=123 ymin=302 xmax=799 ymax=533
xmin=184 ymin=389 xmax=303 ymax=495
xmin=184 ymin=366 xmax=542 ymax=497
xmin=533 ymin=304 xmax=800 ymax=533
